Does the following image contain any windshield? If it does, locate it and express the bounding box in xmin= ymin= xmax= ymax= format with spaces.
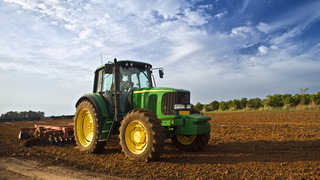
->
xmin=120 ymin=66 xmax=152 ymax=89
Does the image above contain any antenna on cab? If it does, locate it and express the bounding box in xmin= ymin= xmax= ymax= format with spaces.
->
xmin=100 ymin=52 xmax=104 ymax=65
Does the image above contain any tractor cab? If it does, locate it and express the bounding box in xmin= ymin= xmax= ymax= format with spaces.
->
xmin=93 ymin=60 xmax=159 ymax=115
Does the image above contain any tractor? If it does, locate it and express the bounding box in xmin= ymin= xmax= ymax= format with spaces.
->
xmin=73 ymin=59 xmax=211 ymax=161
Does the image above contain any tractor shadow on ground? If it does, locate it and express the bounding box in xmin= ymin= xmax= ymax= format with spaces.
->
xmin=100 ymin=136 xmax=123 ymax=154
xmin=161 ymin=140 xmax=320 ymax=165
xmin=23 ymin=138 xmax=76 ymax=147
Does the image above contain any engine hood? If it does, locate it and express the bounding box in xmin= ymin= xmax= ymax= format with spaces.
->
xmin=133 ymin=87 xmax=190 ymax=94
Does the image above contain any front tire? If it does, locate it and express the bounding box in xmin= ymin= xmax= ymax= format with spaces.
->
xmin=74 ymin=100 xmax=106 ymax=153
xmin=172 ymin=133 xmax=210 ymax=151
xmin=119 ymin=109 xmax=165 ymax=162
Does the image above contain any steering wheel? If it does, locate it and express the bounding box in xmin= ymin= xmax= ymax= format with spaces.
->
xmin=122 ymin=82 xmax=132 ymax=93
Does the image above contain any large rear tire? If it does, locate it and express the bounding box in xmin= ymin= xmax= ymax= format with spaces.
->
xmin=74 ymin=100 xmax=106 ymax=153
xmin=119 ymin=109 xmax=165 ymax=162
xmin=172 ymin=133 xmax=210 ymax=151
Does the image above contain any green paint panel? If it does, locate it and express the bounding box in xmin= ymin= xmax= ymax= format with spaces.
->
xmin=178 ymin=114 xmax=211 ymax=135
xmin=79 ymin=93 xmax=114 ymax=141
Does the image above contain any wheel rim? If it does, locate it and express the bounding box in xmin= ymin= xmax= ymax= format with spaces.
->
xmin=125 ymin=120 xmax=148 ymax=154
xmin=76 ymin=109 xmax=94 ymax=147
xmin=176 ymin=134 xmax=196 ymax=145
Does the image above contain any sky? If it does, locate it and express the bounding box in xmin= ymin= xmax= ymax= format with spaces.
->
xmin=0 ymin=0 xmax=320 ymax=116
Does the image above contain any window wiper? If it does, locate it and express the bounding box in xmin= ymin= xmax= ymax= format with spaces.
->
xmin=139 ymin=68 xmax=148 ymax=78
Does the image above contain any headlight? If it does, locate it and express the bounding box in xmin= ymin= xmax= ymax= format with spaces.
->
xmin=174 ymin=104 xmax=186 ymax=110
xmin=174 ymin=104 xmax=192 ymax=110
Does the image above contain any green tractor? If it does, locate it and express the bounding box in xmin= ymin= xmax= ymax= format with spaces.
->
xmin=74 ymin=59 xmax=211 ymax=161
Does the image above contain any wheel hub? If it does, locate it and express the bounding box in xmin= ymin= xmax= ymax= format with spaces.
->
xmin=133 ymin=130 xmax=146 ymax=144
xmin=125 ymin=120 xmax=148 ymax=154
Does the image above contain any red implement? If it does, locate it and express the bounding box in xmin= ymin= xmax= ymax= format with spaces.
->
xmin=19 ymin=124 xmax=74 ymax=143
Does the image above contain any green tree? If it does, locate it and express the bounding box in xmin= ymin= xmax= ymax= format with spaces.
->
xmin=281 ymin=94 xmax=297 ymax=107
xmin=300 ymin=94 xmax=311 ymax=105
xmin=293 ymin=94 xmax=302 ymax=105
xmin=247 ymin=98 xmax=262 ymax=109
xmin=264 ymin=94 xmax=283 ymax=108
xmin=293 ymin=94 xmax=311 ymax=105
xmin=311 ymin=91 xmax=320 ymax=105
xmin=229 ymin=99 xmax=241 ymax=110
xmin=203 ymin=101 xmax=220 ymax=111
xmin=0 ymin=111 xmax=45 ymax=120
xmin=240 ymin=98 xmax=248 ymax=109
xmin=209 ymin=100 xmax=220 ymax=111
xmin=194 ymin=102 xmax=204 ymax=111
xmin=0 ymin=111 xmax=20 ymax=119
xmin=219 ymin=101 xmax=229 ymax=111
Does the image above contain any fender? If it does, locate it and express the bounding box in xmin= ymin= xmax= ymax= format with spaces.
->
xmin=76 ymin=93 xmax=109 ymax=118
xmin=75 ymin=93 xmax=113 ymax=141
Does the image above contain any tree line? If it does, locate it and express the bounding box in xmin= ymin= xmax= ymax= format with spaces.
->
xmin=0 ymin=110 xmax=45 ymax=121
xmin=194 ymin=91 xmax=320 ymax=112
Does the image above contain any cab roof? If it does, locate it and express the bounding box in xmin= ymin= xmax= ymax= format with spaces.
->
xmin=95 ymin=60 xmax=152 ymax=71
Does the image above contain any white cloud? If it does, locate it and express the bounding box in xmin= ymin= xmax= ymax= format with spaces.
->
xmin=257 ymin=22 xmax=271 ymax=33
xmin=78 ymin=29 xmax=93 ymax=40
xmin=230 ymin=26 xmax=254 ymax=38
xmin=258 ymin=46 xmax=268 ymax=55
xmin=214 ymin=10 xmax=228 ymax=19
xmin=239 ymin=0 xmax=252 ymax=13
xmin=1 ymin=0 xmax=319 ymax=115
xmin=271 ymin=25 xmax=305 ymax=45
xmin=180 ymin=8 xmax=208 ymax=26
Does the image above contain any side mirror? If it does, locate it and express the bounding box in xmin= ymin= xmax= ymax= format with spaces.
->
xmin=105 ymin=64 xmax=113 ymax=74
xmin=159 ymin=69 xmax=164 ymax=78
xmin=151 ymin=67 xmax=164 ymax=79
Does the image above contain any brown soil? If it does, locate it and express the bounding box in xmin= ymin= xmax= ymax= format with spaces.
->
xmin=1 ymin=110 xmax=320 ymax=179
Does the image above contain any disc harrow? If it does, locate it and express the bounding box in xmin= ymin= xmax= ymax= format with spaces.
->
xmin=19 ymin=124 xmax=74 ymax=145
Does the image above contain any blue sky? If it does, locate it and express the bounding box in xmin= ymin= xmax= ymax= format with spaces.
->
xmin=0 ymin=0 xmax=319 ymax=116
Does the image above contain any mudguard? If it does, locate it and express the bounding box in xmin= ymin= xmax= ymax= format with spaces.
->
xmin=75 ymin=93 xmax=113 ymax=141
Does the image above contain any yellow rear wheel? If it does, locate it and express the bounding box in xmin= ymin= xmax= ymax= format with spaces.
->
xmin=74 ymin=100 xmax=105 ymax=153
xmin=75 ymin=108 xmax=94 ymax=147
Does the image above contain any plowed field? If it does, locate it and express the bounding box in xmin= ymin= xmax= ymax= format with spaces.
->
xmin=1 ymin=110 xmax=320 ymax=179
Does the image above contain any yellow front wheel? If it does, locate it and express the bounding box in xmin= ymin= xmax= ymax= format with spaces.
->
xmin=172 ymin=133 xmax=210 ymax=151
xmin=175 ymin=134 xmax=196 ymax=145
xmin=125 ymin=120 xmax=148 ymax=154
xmin=119 ymin=109 xmax=165 ymax=162
xmin=74 ymin=100 xmax=105 ymax=153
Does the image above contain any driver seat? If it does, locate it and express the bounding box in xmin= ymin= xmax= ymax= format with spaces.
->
xmin=119 ymin=81 xmax=133 ymax=113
